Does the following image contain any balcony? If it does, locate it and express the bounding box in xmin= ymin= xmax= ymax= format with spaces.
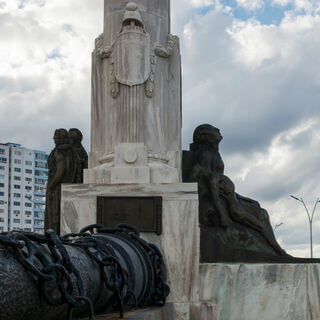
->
xmin=33 ymin=224 xmax=44 ymax=229
xmin=34 ymin=216 xmax=44 ymax=221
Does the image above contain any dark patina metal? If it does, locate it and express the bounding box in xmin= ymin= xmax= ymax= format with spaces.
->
xmin=97 ymin=197 xmax=162 ymax=235
xmin=0 ymin=224 xmax=169 ymax=320
xmin=183 ymin=124 xmax=320 ymax=263
xmin=45 ymin=128 xmax=88 ymax=234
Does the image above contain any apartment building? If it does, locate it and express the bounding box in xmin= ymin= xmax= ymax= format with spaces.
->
xmin=0 ymin=143 xmax=48 ymax=234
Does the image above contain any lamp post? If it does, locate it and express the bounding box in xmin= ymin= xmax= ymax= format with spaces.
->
xmin=290 ymin=195 xmax=320 ymax=258
xmin=273 ymin=222 xmax=283 ymax=232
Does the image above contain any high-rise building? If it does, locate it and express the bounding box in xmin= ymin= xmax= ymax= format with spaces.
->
xmin=0 ymin=143 xmax=48 ymax=234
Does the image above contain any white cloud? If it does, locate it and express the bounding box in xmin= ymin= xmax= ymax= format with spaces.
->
xmin=227 ymin=13 xmax=320 ymax=69
xmin=1 ymin=0 xmax=320 ymax=257
xmin=190 ymin=0 xmax=214 ymax=7
xmin=236 ymin=0 xmax=264 ymax=11
xmin=272 ymin=0 xmax=292 ymax=6
xmin=0 ymin=0 xmax=103 ymax=151
xmin=174 ymin=1 xmax=320 ymax=256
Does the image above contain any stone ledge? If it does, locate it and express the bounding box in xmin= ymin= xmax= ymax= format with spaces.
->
xmin=200 ymin=263 xmax=320 ymax=320
xmin=79 ymin=305 xmax=174 ymax=320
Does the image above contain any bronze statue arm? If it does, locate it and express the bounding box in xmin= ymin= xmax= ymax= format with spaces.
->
xmin=48 ymin=157 xmax=66 ymax=191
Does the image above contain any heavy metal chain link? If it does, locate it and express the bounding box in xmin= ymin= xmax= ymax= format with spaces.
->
xmin=0 ymin=224 xmax=170 ymax=319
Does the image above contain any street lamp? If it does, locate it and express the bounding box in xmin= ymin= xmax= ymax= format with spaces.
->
xmin=273 ymin=222 xmax=283 ymax=232
xmin=290 ymin=195 xmax=320 ymax=258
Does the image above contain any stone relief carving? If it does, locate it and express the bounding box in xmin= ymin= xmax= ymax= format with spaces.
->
xmin=96 ymin=2 xmax=175 ymax=99
xmin=45 ymin=128 xmax=88 ymax=234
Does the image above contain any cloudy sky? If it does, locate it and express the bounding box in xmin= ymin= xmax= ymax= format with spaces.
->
xmin=1 ymin=0 xmax=320 ymax=257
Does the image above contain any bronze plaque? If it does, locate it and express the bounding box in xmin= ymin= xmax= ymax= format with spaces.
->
xmin=97 ymin=196 xmax=162 ymax=235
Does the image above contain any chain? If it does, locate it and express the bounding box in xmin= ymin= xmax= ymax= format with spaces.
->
xmin=0 ymin=229 xmax=95 ymax=320
xmin=0 ymin=224 xmax=170 ymax=319
xmin=95 ymin=224 xmax=170 ymax=306
xmin=63 ymin=226 xmax=135 ymax=318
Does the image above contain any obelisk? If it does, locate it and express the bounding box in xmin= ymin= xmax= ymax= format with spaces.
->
xmin=86 ymin=0 xmax=182 ymax=184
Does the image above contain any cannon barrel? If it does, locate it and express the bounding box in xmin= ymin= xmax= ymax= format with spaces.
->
xmin=0 ymin=224 xmax=169 ymax=320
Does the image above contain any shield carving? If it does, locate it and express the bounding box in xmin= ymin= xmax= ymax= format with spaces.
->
xmin=114 ymin=29 xmax=151 ymax=86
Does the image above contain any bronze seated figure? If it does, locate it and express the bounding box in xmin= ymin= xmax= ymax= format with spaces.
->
xmin=183 ymin=124 xmax=319 ymax=263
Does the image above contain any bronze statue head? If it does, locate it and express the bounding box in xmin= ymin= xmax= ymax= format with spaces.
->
xmin=193 ymin=124 xmax=223 ymax=146
xmin=69 ymin=128 xmax=83 ymax=144
xmin=53 ymin=129 xmax=69 ymax=146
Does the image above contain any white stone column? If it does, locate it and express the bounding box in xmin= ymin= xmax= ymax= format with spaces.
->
xmin=87 ymin=0 xmax=181 ymax=184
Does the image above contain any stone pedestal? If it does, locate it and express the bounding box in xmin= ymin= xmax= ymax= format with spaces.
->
xmin=85 ymin=143 xmax=180 ymax=185
xmin=61 ymin=182 xmax=200 ymax=318
xmin=60 ymin=182 xmax=320 ymax=320
xmin=200 ymin=263 xmax=320 ymax=320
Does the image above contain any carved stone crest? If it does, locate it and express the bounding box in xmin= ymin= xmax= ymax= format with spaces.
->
xmin=114 ymin=29 xmax=151 ymax=86
xmin=97 ymin=2 xmax=175 ymax=100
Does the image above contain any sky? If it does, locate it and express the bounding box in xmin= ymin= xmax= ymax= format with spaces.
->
xmin=1 ymin=0 xmax=320 ymax=257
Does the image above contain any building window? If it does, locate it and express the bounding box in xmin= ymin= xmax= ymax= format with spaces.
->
xmin=13 ymin=201 xmax=20 ymax=206
xmin=0 ymin=200 xmax=4 ymax=205
xmin=25 ymin=186 xmax=32 ymax=191
xmin=35 ymin=186 xmax=46 ymax=193
xmin=0 ymin=227 xmax=4 ymax=232
xmin=0 ymin=166 xmax=4 ymax=171
xmin=13 ymin=218 xmax=20 ymax=223
xmin=14 ymin=159 xmax=21 ymax=164
xmin=34 ymin=203 xmax=45 ymax=209
xmin=35 ymin=170 xmax=48 ymax=177
xmin=0 ymin=209 xmax=4 ymax=213
xmin=34 ymin=196 xmax=44 ymax=201
xmin=14 ymin=168 xmax=21 ymax=173
xmin=25 ymin=169 xmax=33 ymax=174
xmin=13 ymin=210 xmax=20 ymax=214
xmin=14 ymin=185 xmax=21 ymax=189
xmin=0 ymin=192 xmax=4 ymax=196
xmin=0 ymin=183 xmax=4 ymax=188
xmin=0 ymin=149 xmax=5 ymax=155
xmin=25 ymin=177 xmax=32 ymax=182
xmin=25 ymin=203 xmax=32 ymax=208
xmin=25 ymin=161 xmax=32 ymax=166
xmin=35 ymin=178 xmax=46 ymax=184
xmin=25 ymin=211 xmax=32 ymax=215
xmin=36 ymin=162 xmax=47 ymax=168
xmin=14 ymin=176 xmax=21 ymax=181
xmin=13 ymin=193 xmax=21 ymax=198
xmin=24 ymin=228 xmax=32 ymax=232
xmin=0 ymin=158 xmax=7 ymax=163
xmin=25 ymin=219 xmax=32 ymax=224
xmin=35 ymin=153 xmax=47 ymax=160
xmin=14 ymin=150 xmax=22 ymax=156
xmin=0 ymin=217 xmax=4 ymax=222
xmin=0 ymin=175 xmax=3 ymax=179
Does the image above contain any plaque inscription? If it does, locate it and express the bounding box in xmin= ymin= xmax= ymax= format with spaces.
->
xmin=97 ymin=196 xmax=162 ymax=235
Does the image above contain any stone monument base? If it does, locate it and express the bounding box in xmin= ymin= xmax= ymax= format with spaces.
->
xmin=200 ymin=263 xmax=320 ymax=320
xmin=61 ymin=184 xmax=320 ymax=320
xmin=60 ymin=183 xmax=201 ymax=319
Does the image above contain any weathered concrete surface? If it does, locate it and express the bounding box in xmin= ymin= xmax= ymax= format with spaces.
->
xmin=200 ymin=263 xmax=320 ymax=320
xmin=88 ymin=305 xmax=174 ymax=320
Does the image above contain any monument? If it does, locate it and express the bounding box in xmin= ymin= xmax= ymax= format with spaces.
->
xmin=86 ymin=0 xmax=181 ymax=185
xmin=61 ymin=1 xmax=202 ymax=318
xmin=59 ymin=1 xmax=320 ymax=319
